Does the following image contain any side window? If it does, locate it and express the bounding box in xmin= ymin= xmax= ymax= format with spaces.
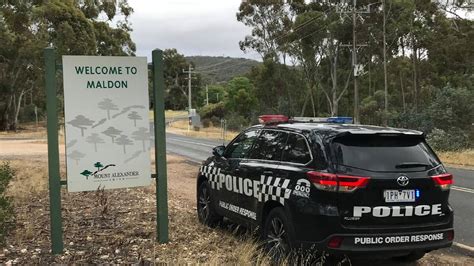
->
xmin=313 ymin=135 xmax=328 ymax=170
xmin=282 ymin=133 xmax=312 ymax=164
xmin=224 ymin=130 xmax=259 ymax=159
xmin=249 ymin=130 xmax=288 ymax=161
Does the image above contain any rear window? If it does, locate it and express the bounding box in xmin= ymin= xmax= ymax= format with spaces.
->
xmin=333 ymin=135 xmax=441 ymax=172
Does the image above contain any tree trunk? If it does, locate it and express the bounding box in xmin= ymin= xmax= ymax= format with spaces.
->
xmin=309 ymin=89 xmax=316 ymax=117
xmin=400 ymin=70 xmax=406 ymax=112
xmin=412 ymin=48 xmax=418 ymax=111
xmin=331 ymin=49 xmax=338 ymax=116
xmin=13 ymin=89 xmax=27 ymax=131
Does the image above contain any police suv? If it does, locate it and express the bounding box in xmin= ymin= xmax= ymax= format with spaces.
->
xmin=196 ymin=115 xmax=454 ymax=261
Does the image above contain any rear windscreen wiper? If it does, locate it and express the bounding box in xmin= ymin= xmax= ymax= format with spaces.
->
xmin=395 ymin=162 xmax=431 ymax=169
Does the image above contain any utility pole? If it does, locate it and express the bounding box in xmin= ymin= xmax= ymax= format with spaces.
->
xmin=338 ymin=0 xmax=369 ymax=124
xmin=205 ymin=85 xmax=209 ymax=105
xmin=383 ymin=0 xmax=388 ymax=126
xmin=182 ymin=64 xmax=196 ymax=113
xmin=352 ymin=0 xmax=359 ymax=124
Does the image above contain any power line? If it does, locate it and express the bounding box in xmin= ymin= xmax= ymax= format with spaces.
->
xmin=275 ymin=5 xmax=337 ymax=44
xmin=195 ymin=59 xmax=254 ymax=73
xmin=195 ymin=59 xmax=235 ymax=71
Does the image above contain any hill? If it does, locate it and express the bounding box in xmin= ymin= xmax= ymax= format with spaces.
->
xmin=185 ymin=56 xmax=260 ymax=83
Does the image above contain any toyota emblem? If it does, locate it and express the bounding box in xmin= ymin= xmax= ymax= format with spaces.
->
xmin=397 ymin=175 xmax=410 ymax=187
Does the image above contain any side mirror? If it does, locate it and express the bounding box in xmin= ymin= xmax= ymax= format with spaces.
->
xmin=212 ymin=145 xmax=226 ymax=158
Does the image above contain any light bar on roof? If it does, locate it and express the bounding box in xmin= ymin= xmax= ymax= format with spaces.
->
xmin=258 ymin=115 xmax=289 ymax=124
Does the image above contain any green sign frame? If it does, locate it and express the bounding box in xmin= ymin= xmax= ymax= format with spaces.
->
xmin=44 ymin=47 xmax=169 ymax=254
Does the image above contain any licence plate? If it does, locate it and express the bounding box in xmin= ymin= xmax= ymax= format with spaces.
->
xmin=384 ymin=189 xmax=416 ymax=203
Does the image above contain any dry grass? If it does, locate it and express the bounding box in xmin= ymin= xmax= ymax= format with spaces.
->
xmin=0 ymin=153 xmax=472 ymax=263
xmin=0 ymin=156 xmax=274 ymax=264
xmin=167 ymin=120 xmax=238 ymax=142
xmin=0 ymin=122 xmax=47 ymax=140
xmin=149 ymin=110 xmax=188 ymax=120
xmin=438 ymin=149 xmax=474 ymax=168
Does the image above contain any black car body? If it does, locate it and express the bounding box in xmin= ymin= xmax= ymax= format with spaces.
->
xmin=196 ymin=121 xmax=454 ymax=259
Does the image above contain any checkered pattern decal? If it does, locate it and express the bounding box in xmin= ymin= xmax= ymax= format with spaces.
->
xmin=199 ymin=165 xmax=292 ymax=205
xmin=260 ymin=175 xmax=292 ymax=205
xmin=200 ymin=165 xmax=221 ymax=189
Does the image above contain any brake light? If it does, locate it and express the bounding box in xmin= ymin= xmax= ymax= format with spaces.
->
xmin=327 ymin=236 xmax=344 ymax=248
xmin=306 ymin=171 xmax=370 ymax=193
xmin=258 ymin=114 xmax=289 ymax=124
xmin=431 ymin=173 xmax=453 ymax=190
xmin=447 ymin=230 xmax=455 ymax=241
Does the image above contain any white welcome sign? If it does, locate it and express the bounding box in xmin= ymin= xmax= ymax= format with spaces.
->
xmin=63 ymin=56 xmax=151 ymax=192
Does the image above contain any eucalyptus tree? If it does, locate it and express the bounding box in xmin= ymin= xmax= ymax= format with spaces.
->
xmin=0 ymin=0 xmax=136 ymax=131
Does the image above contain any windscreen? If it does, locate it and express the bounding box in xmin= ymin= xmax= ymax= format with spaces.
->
xmin=333 ymin=135 xmax=441 ymax=172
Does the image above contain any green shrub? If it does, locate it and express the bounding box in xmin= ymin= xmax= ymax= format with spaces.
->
xmin=0 ymin=163 xmax=14 ymax=243
xmin=226 ymin=114 xmax=249 ymax=131
xmin=427 ymin=128 xmax=470 ymax=151
xmin=210 ymin=116 xmax=221 ymax=127
xmin=199 ymin=102 xmax=226 ymax=120
xmin=202 ymin=118 xmax=211 ymax=128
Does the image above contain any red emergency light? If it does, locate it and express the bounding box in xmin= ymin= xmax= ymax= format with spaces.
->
xmin=258 ymin=115 xmax=289 ymax=124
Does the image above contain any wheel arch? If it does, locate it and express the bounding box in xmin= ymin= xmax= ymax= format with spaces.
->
xmin=260 ymin=200 xmax=284 ymax=229
xmin=197 ymin=174 xmax=207 ymax=194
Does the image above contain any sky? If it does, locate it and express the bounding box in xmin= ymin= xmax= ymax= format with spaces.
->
xmin=127 ymin=0 xmax=259 ymax=60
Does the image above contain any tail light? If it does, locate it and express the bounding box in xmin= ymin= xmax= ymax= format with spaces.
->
xmin=431 ymin=173 xmax=453 ymax=190
xmin=327 ymin=236 xmax=344 ymax=248
xmin=447 ymin=230 xmax=455 ymax=241
xmin=307 ymin=171 xmax=370 ymax=193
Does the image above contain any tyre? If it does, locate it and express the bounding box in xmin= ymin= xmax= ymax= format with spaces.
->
xmin=262 ymin=207 xmax=294 ymax=261
xmin=197 ymin=181 xmax=222 ymax=227
xmin=392 ymin=251 xmax=426 ymax=262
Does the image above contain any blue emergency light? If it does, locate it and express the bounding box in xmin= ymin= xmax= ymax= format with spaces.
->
xmin=326 ymin=117 xmax=354 ymax=124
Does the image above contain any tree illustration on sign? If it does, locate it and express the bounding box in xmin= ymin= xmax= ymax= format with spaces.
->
xmin=81 ymin=170 xmax=93 ymax=179
xmin=98 ymin=98 xmax=119 ymax=120
xmin=115 ymin=135 xmax=134 ymax=154
xmin=132 ymin=127 xmax=151 ymax=152
xmin=102 ymin=126 xmax=122 ymax=143
xmin=86 ymin=133 xmax=105 ymax=152
xmin=68 ymin=150 xmax=85 ymax=165
xmin=127 ymin=111 xmax=142 ymax=127
xmin=68 ymin=115 xmax=94 ymax=137
xmin=94 ymin=162 xmax=104 ymax=171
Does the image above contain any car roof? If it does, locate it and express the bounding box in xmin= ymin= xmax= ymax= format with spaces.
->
xmin=249 ymin=123 xmax=423 ymax=136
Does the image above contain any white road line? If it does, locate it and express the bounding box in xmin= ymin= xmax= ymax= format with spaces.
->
xmin=167 ymin=138 xmax=215 ymax=148
xmin=452 ymin=186 xmax=474 ymax=194
xmin=453 ymin=242 xmax=474 ymax=253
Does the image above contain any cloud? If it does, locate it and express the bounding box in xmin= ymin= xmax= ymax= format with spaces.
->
xmin=127 ymin=0 xmax=259 ymax=60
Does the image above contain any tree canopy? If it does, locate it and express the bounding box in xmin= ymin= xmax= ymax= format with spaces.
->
xmin=0 ymin=0 xmax=135 ymax=130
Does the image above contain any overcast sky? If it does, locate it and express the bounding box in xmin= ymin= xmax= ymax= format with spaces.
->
xmin=127 ymin=0 xmax=258 ymax=60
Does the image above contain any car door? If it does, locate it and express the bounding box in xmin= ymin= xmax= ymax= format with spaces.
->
xmin=239 ymin=129 xmax=288 ymax=222
xmin=216 ymin=129 xmax=260 ymax=219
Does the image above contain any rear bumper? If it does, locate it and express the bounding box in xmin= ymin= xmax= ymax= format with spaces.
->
xmin=297 ymin=228 xmax=454 ymax=254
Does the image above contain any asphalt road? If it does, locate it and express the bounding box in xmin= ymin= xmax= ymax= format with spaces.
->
xmin=165 ymin=132 xmax=474 ymax=251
